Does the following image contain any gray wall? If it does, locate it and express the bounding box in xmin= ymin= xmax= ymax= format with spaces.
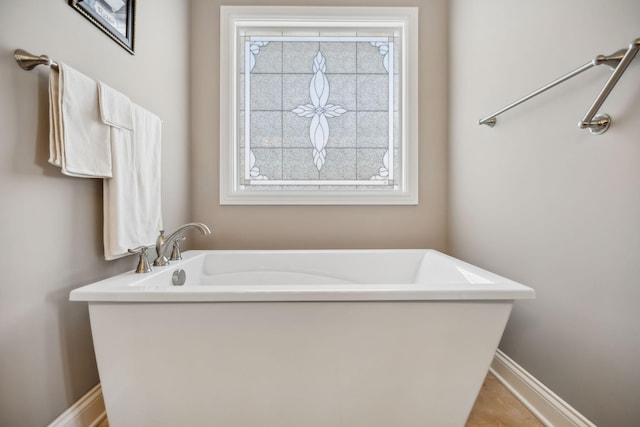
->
xmin=0 ymin=1 xmax=191 ymax=426
xmin=190 ymin=0 xmax=448 ymax=251
xmin=449 ymin=1 xmax=640 ymax=425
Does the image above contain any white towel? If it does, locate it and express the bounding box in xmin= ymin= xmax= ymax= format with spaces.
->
xmin=48 ymin=63 xmax=112 ymax=178
xmin=103 ymin=103 xmax=163 ymax=260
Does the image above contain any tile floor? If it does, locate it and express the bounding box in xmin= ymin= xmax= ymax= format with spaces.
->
xmin=466 ymin=373 xmax=544 ymax=426
xmin=96 ymin=372 xmax=543 ymax=427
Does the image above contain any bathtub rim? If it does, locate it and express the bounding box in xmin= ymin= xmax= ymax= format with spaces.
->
xmin=69 ymin=249 xmax=535 ymax=303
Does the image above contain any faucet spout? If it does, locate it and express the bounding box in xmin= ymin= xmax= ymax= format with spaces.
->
xmin=154 ymin=222 xmax=211 ymax=266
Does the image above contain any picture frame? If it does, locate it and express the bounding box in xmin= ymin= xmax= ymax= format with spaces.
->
xmin=69 ymin=0 xmax=135 ymax=54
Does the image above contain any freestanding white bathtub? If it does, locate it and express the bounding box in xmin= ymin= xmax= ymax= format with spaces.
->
xmin=70 ymin=249 xmax=534 ymax=427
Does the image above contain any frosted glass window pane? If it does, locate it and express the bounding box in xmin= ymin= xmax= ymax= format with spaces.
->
xmin=243 ymin=35 xmax=396 ymax=188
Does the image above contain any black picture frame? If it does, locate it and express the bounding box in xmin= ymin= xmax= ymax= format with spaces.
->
xmin=69 ymin=0 xmax=135 ymax=55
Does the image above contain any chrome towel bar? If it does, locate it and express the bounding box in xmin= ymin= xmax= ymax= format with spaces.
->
xmin=479 ymin=37 xmax=640 ymax=135
xmin=14 ymin=49 xmax=59 ymax=70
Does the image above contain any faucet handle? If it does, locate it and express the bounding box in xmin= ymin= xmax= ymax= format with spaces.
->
xmin=170 ymin=237 xmax=186 ymax=261
xmin=128 ymin=246 xmax=153 ymax=273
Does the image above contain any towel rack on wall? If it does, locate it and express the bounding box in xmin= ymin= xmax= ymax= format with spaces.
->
xmin=14 ymin=49 xmax=59 ymax=70
xmin=478 ymin=37 xmax=640 ymax=135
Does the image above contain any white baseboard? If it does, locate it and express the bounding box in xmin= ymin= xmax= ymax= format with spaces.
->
xmin=48 ymin=384 xmax=106 ymax=427
xmin=48 ymin=351 xmax=595 ymax=427
xmin=490 ymin=349 xmax=596 ymax=427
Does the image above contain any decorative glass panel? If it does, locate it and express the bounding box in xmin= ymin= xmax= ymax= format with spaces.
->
xmin=220 ymin=7 xmax=418 ymax=204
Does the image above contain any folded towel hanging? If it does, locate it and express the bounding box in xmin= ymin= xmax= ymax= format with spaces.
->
xmin=102 ymin=101 xmax=163 ymax=260
xmin=49 ymin=63 xmax=112 ymax=177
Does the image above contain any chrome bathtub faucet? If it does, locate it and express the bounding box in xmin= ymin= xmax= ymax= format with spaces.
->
xmin=153 ymin=222 xmax=211 ymax=266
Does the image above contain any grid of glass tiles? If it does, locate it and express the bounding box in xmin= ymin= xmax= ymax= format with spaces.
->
xmin=238 ymin=32 xmax=400 ymax=192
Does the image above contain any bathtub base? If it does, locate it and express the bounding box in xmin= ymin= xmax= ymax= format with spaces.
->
xmin=90 ymin=300 xmax=512 ymax=427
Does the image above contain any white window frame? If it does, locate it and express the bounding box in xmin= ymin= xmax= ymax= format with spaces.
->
xmin=219 ymin=6 xmax=419 ymax=205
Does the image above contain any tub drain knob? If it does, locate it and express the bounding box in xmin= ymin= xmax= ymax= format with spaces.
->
xmin=172 ymin=269 xmax=186 ymax=286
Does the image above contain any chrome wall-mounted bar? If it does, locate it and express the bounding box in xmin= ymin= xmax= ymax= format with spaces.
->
xmin=14 ymin=49 xmax=59 ymax=70
xmin=478 ymin=37 xmax=640 ymax=135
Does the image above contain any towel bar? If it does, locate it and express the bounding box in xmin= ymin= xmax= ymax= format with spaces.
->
xmin=14 ymin=49 xmax=58 ymax=70
xmin=479 ymin=37 xmax=640 ymax=135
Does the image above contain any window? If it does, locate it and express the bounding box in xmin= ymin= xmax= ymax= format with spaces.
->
xmin=220 ymin=6 xmax=418 ymax=205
